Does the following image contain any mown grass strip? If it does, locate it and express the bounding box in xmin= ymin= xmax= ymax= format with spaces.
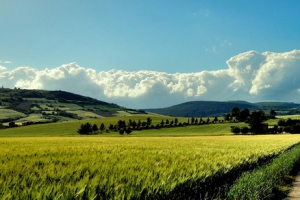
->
xmin=227 ymin=143 xmax=300 ymax=200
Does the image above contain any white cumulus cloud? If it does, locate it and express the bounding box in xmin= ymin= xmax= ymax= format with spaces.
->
xmin=1 ymin=50 xmax=300 ymax=108
xmin=0 ymin=65 xmax=6 ymax=70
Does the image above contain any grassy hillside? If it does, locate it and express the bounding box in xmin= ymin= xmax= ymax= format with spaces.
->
xmin=145 ymin=101 xmax=257 ymax=117
xmin=145 ymin=101 xmax=300 ymax=117
xmin=0 ymin=88 xmax=146 ymax=123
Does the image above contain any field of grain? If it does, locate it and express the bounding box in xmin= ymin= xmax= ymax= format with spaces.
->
xmin=1 ymin=135 xmax=300 ymax=199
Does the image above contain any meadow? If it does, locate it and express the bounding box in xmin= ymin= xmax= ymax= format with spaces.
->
xmin=1 ymin=135 xmax=300 ymax=199
xmin=0 ymin=116 xmax=234 ymax=137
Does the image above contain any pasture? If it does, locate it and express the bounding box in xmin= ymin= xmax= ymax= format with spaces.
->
xmin=0 ymin=109 xmax=26 ymax=120
xmin=0 ymin=115 xmax=232 ymax=137
xmin=1 ymin=135 xmax=300 ymax=199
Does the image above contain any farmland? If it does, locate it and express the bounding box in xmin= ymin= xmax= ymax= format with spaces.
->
xmin=1 ymin=135 xmax=300 ymax=199
xmin=2 ymin=88 xmax=300 ymax=199
xmin=0 ymin=115 xmax=234 ymax=137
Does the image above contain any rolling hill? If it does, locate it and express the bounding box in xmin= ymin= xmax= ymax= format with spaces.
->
xmin=0 ymin=88 xmax=144 ymax=124
xmin=145 ymin=100 xmax=300 ymax=117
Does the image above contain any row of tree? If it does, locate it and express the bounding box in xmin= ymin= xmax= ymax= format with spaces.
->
xmin=229 ymin=108 xmax=274 ymax=134
xmin=77 ymin=122 xmax=106 ymax=135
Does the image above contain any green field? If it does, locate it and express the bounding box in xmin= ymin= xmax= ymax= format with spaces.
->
xmin=0 ymin=115 xmax=233 ymax=137
xmin=1 ymin=135 xmax=300 ymax=199
xmin=1 ymin=114 xmax=300 ymax=199
xmin=0 ymin=109 xmax=26 ymax=120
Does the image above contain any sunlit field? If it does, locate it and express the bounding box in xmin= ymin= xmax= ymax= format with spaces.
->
xmin=1 ymin=135 xmax=300 ymax=199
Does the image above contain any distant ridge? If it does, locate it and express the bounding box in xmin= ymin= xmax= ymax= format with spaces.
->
xmin=144 ymin=100 xmax=300 ymax=117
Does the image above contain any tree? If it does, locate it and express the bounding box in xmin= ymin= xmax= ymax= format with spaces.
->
xmin=191 ymin=117 xmax=195 ymax=124
xmin=77 ymin=122 xmax=93 ymax=135
xmin=214 ymin=117 xmax=218 ymax=123
xmin=174 ymin=118 xmax=178 ymax=126
xmin=170 ymin=120 xmax=174 ymax=126
xmin=240 ymin=126 xmax=250 ymax=134
xmin=239 ymin=108 xmax=250 ymax=122
xmin=108 ymin=124 xmax=114 ymax=131
xmin=125 ymin=129 xmax=132 ymax=134
xmin=270 ymin=109 xmax=277 ymax=119
xmin=99 ymin=123 xmax=106 ymax=133
xmin=160 ymin=119 xmax=165 ymax=127
xmin=131 ymin=120 xmax=137 ymax=129
xmin=231 ymin=107 xmax=240 ymax=120
xmin=118 ymin=120 xmax=125 ymax=130
xmin=224 ymin=113 xmax=231 ymax=121
xmin=247 ymin=110 xmax=266 ymax=134
xmin=92 ymin=124 xmax=98 ymax=134
xmin=147 ymin=117 xmax=152 ymax=126
xmin=165 ymin=119 xmax=169 ymax=126
xmin=9 ymin=121 xmax=16 ymax=127
xmin=231 ymin=126 xmax=241 ymax=134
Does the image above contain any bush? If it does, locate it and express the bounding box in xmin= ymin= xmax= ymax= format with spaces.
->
xmin=125 ymin=129 xmax=132 ymax=134
xmin=231 ymin=126 xmax=241 ymax=134
xmin=119 ymin=129 xmax=124 ymax=135
xmin=240 ymin=126 xmax=250 ymax=134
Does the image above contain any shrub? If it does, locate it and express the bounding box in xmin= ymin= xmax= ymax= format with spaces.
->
xmin=125 ymin=129 xmax=132 ymax=134
xmin=240 ymin=126 xmax=250 ymax=134
xmin=119 ymin=129 xmax=124 ymax=135
xmin=231 ymin=126 xmax=241 ymax=134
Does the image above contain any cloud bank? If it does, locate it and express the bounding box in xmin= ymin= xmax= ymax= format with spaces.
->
xmin=1 ymin=50 xmax=300 ymax=108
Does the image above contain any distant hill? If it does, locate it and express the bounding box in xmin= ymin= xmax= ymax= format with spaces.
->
xmin=145 ymin=101 xmax=300 ymax=117
xmin=0 ymin=88 xmax=142 ymax=123
xmin=0 ymin=88 xmax=120 ymax=110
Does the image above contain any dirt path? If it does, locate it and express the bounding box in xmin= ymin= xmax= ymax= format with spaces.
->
xmin=285 ymin=173 xmax=300 ymax=199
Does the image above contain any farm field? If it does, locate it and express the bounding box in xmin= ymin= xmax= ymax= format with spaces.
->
xmin=0 ymin=116 xmax=233 ymax=137
xmin=1 ymin=135 xmax=300 ymax=199
xmin=0 ymin=109 xmax=26 ymax=120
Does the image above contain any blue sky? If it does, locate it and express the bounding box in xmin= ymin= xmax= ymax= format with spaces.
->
xmin=1 ymin=0 xmax=299 ymax=72
xmin=1 ymin=1 xmax=300 ymax=108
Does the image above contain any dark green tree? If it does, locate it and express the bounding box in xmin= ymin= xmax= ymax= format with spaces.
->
xmin=239 ymin=108 xmax=250 ymax=122
xmin=231 ymin=107 xmax=240 ymax=120
xmin=160 ymin=119 xmax=165 ymax=127
xmin=191 ymin=117 xmax=195 ymax=124
xmin=147 ymin=117 xmax=152 ymax=126
xmin=270 ymin=109 xmax=277 ymax=119
xmin=131 ymin=120 xmax=137 ymax=129
xmin=206 ymin=117 xmax=210 ymax=124
xmin=247 ymin=110 xmax=266 ymax=134
xmin=77 ymin=122 xmax=93 ymax=135
xmin=166 ymin=119 xmax=169 ymax=126
xmin=92 ymin=124 xmax=98 ymax=134
xmin=214 ymin=117 xmax=218 ymax=122
xmin=100 ymin=123 xmax=106 ymax=133
xmin=9 ymin=121 xmax=16 ymax=127
xmin=174 ymin=118 xmax=178 ymax=126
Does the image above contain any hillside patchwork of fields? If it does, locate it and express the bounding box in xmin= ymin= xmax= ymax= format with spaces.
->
xmin=0 ymin=88 xmax=148 ymax=125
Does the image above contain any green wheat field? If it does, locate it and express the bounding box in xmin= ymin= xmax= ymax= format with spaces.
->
xmin=1 ymin=135 xmax=300 ymax=199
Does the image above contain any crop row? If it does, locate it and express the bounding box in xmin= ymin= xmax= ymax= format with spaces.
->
xmin=1 ymin=135 xmax=300 ymax=199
